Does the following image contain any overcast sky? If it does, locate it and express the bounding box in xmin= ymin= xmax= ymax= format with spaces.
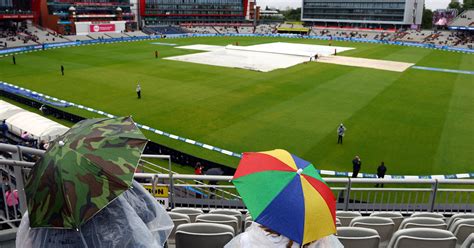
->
xmin=257 ymin=0 xmax=452 ymax=11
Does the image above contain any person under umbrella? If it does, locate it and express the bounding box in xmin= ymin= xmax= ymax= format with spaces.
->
xmin=17 ymin=181 xmax=174 ymax=248
xmin=205 ymin=167 xmax=223 ymax=199
xmin=230 ymin=149 xmax=341 ymax=247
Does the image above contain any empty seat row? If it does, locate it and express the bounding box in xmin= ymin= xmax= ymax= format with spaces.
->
xmin=173 ymin=223 xmax=474 ymax=248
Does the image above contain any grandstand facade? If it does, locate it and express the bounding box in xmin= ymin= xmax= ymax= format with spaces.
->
xmin=40 ymin=0 xmax=136 ymax=34
xmin=0 ymin=0 xmax=39 ymax=22
xmin=140 ymin=0 xmax=249 ymax=25
xmin=301 ymin=0 xmax=424 ymax=28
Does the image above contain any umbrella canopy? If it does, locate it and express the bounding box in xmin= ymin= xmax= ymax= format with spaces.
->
xmin=233 ymin=149 xmax=336 ymax=245
xmin=25 ymin=116 xmax=148 ymax=229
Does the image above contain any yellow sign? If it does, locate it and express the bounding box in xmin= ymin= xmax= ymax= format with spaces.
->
xmin=143 ymin=185 xmax=169 ymax=198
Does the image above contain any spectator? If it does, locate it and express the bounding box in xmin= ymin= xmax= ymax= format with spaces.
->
xmin=375 ymin=162 xmax=387 ymax=188
xmin=0 ymin=120 xmax=8 ymax=139
xmin=5 ymin=185 xmax=19 ymax=218
xmin=194 ymin=162 xmax=204 ymax=175
xmin=225 ymin=222 xmax=343 ymax=247
xmin=352 ymin=156 xmax=361 ymax=178
xmin=21 ymin=131 xmax=37 ymax=147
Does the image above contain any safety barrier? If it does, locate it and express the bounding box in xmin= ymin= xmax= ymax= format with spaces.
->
xmin=0 ymin=144 xmax=473 ymax=215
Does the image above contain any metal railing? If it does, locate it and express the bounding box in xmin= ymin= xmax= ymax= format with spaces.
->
xmin=0 ymin=143 xmax=473 ymax=228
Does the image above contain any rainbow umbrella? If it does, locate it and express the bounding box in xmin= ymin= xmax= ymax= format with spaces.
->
xmin=233 ymin=149 xmax=336 ymax=245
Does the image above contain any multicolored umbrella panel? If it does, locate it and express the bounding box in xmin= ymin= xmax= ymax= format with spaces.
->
xmin=25 ymin=116 xmax=148 ymax=229
xmin=233 ymin=149 xmax=336 ymax=245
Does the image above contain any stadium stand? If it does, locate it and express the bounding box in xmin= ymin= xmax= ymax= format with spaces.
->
xmin=411 ymin=212 xmax=446 ymax=219
xmin=449 ymin=219 xmax=474 ymax=246
xmin=254 ymin=24 xmax=278 ymax=34
xmin=65 ymin=35 xmax=92 ymax=41
xmin=336 ymin=227 xmax=381 ymax=248
xmin=449 ymin=10 xmax=474 ymax=27
xmin=175 ymin=223 xmax=234 ymax=248
xmin=387 ymin=228 xmax=457 ymax=248
xmin=370 ymin=212 xmax=404 ymax=230
xmin=170 ymin=208 xmax=204 ymax=223
xmin=311 ymin=27 xmax=395 ymax=41
xmin=399 ymin=217 xmax=448 ymax=230
xmin=447 ymin=213 xmax=474 ymax=229
xmin=461 ymin=233 xmax=474 ymax=248
xmin=168 ymin=212 xmax=191 ymax=243
xmin=349 ymin=216 xmax=396 ymax=246
xmin=209 ymin=209 xmax=243 ymax=232
xmin=143 ymin=26 xmax=188 ymax=35
xmin=337 ymin=211 xmax=362 ymax=226
xmin=195 ymin=214 xmax=239 ymax=234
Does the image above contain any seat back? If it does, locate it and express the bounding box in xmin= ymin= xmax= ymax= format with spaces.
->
xmin=168 ymin=212 xmax=191 ymax=241
xmin=209 ymin=209 xmax=243 ymax=232
xmin=400 ymin=217 xmax=447 ymax=230
xmin=196 ymin=214 xmax=239 ymax=234
xmin=460 ymin=233 xmax=474 ymax=248
xmin=175 ymin=223 xmax=235 ymax=248
xmin=411 ymin=212 xmax=445 ymax=219
xmin=387 ymin=228 xmax=457 ymax=248
xmin=447 ymin=213 xmax=474 ymax=230
xmin=244 ymin=216 xmax=253 ymax=231
xmin=370 ymin=212 xmax=404 ymax=230
xmin=450 ymin=219 xmax=474 ymax=245
xmin=336 ymin=227 xmax=380 ymax=248
xmin=350 ymin=217 xmax=395 ymax=242
xmin=336 ymin=218 xmax=342 ymax=227
xmin=337 ymin=211 xmax=362 ymax=226
xmin=171 ymin=208 xmax=204 ymax=223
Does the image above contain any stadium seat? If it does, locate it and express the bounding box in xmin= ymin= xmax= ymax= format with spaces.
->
xmin=196 ymin=214 xmax=239 ymax=234
xmin=460 ymin=233 xmax=474 ymax=248
xmin=399 ymin=217 xmax=448 ymax=230
xmin=244 ymin=216 xmax=253 ymax=231
xmin=371 ymin=212 xmax=404 ymax=230
xmin=209 ymin=209 xmax=243 ymax=232
xmin=336 ymin=211 xmax=362 ymax=226
xmin=171 ymin=208 xmax=204 ymax=222
xmin=386 ymin=228 xmax=457 ymax=248
xmin=449 ymin=219 xmax=474 ymax=246
xmin=349 ymin=216 xmax=395 ymax=245
xmin=336 ymin=226 xmax=380 ymax=248
xmin=168 ymin=212 xmax=191 ymax=242
xmin=175 ymin=223 xmax=234 ymax=248
xmin=447 ymin=213 xmax=474 ymax=230
xmin=336 ymin=217 xmax=342 ymax=227
xmin=411 ymin=212 xmax=445 ymax=220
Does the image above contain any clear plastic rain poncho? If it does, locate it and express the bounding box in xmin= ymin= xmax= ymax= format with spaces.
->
xmin=224 ymin=222 xmax=343 ymax=248
xmin=17 ymin=181 xmax=174 ymax=248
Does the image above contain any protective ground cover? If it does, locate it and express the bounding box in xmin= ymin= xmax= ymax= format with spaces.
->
xmin=167 ymin=42 xmax=354 ymax=72
xmin=0 ymin=36 xmax=473 ymax=175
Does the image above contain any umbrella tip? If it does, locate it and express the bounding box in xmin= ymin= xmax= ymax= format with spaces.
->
xmin=58 ymin=140 xmax=65 ymax=147
xmin=297 ymin=168 xmax=303 ymax=175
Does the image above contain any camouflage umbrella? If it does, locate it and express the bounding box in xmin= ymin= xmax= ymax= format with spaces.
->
xmin=25 ymin=116 xmax=148 ymax=229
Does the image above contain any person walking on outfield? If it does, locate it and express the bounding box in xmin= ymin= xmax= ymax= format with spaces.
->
xmin=61 ymin=65 xmax=64 ymax=76
xmin=337 ymin=123 xmax=346 ymax=144
xmin=12 ymin=55 xmax=16 ymax=65
xmin=136 ymin=83 xmax=141 ymax=99
xmin=155 ymin=50 xmax=159 ymax=59
xmin=352 ymin=156 xmax=361 ymax=178
xmin=375 ymin=162 xmax=387 ymax=187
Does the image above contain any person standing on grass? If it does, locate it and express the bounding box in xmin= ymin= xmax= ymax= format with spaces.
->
xmin=375 ymin=162 xmax=387 ymax=188
xmin=12 ymin=55 xmax=16 ymax=65
xmin=155 ymin=50 xmax=159 ymax=59
xmin=136 ymin=83 xmax=141 ymax=99
xmin=337 ymin=123 xmax=346 ymax=144
xmin=61 ymin=65 xmax=64 ymax=76
xmin=352 ymin=156 xmax=361 ymax=178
